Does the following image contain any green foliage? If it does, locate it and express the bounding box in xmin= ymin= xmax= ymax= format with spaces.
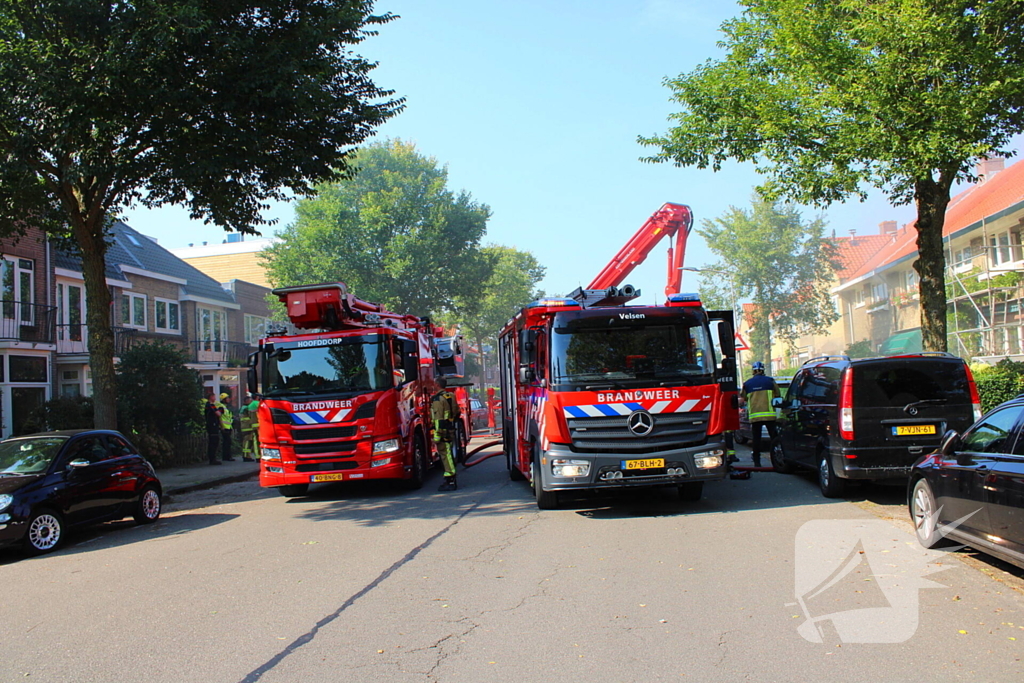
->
xmin=0 ymin=1 xmax=401 ymax=429
xmin=641 ymin=0 xmax=1024 ymax=352
xmin=697 ymin=196 xmax=840 ymax=362
xmin=262 ymin=139 xmax=494 ymax=317
xmin=116 ymin=342 xmax=203 ymax=438
xmin=22 ymin=396 xmax=95 ymax=434
xmin=971 ymin=360 xmax=1024 ymax=413
xmin=845 ymin=340 xmax=873 ymax=359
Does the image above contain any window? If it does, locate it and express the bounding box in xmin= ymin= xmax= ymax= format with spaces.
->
xmin=244 ymin=315 xmax=268 ymax=344
xmin=1 ymin=257 xmax=34 ymax=323
xmin=9 ymin=355 xmax=47 ymax=383
xmin=154 ymin=298 xmax=180 ymax=333
xmin=904 ymin=269 xmax=918 ymax=290
xmin=871 ymin=282 xmax=888 ymax=304
xmin=962 ymin=406 xmax=1023 ymax=454
xmin=122 ymin=293 xmax=147 ymax=329
xmin=198 ymin=307 xmax=227 ymax=351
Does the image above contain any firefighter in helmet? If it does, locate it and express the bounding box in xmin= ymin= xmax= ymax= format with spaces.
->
xmin=740 ymin=360 xmax=781 ymax=468
xmin=240 ymin=392 xmax=260 ymax=462
xmin=431 ymin=377 xmax=462 ymax=491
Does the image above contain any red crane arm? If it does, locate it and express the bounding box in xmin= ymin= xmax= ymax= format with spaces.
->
xmin=586 ymin=203 xmax=694 ymax=297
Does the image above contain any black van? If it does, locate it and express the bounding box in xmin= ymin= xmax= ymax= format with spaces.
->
xmin=771 ymin=353 xmax=982 ymax=497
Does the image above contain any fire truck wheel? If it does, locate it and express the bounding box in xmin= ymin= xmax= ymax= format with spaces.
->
xmin=278 ymin=484 xmax=309 ymax=498
xmin=403 ymin=436 xmax=427 ymax=490
xmin=507 ymin=426 xmax=526 ymax=481
xmin=677 ymin=481 xmax=703 ymax=502
xmin=531 ymin=451 xmax=559 ymax=510
xmin=454 ymin=422 xmax=468 ymax=465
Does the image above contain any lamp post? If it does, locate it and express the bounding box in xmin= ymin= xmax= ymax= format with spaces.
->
xmin=681 ymin=266 xmax=743 ymax=381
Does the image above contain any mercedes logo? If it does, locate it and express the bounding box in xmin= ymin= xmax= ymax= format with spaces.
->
xmin=626 ymin=409 xmax=655 ymax=436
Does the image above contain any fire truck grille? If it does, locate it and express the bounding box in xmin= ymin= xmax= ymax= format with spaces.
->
xmin=566 ymin=412 xmax=710 ymax=453
xmin=295 ymin=461 xmax=359 ymax=472
xmin=293 ymin=442 xmax=358 ymax=456
xmin=291 ymin=426 xmax=357 ymax=440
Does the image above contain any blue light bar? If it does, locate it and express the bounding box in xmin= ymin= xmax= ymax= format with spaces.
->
xmin=667 ymin=293 xmax=702 ymax=303
xmin=526 ymin=298 xmax=579 ymax=309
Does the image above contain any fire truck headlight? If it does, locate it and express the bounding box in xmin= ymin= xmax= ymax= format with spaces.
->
xmin=551 ymin=459 xmax=590 ymax=477
xmin=371 ymin=457 xmax=392 ymax=468
xmin=261 ymin=447 xmax=282 ymax=462
xmin=373 ymin=438 xmax=401 ymax=455
xmin=694 ymin=450 xmax=724 ymax=469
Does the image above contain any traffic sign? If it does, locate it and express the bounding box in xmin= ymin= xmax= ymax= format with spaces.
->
xmin=734 ymin=333 xmax=750 ymax=351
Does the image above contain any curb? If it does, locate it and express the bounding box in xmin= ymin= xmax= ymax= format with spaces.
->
xmin=163 ymin=470 xmax=260 ymax=498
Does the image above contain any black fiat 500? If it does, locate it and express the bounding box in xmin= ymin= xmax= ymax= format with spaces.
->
xmin=0 ymin=430 xmax=163 ymax=555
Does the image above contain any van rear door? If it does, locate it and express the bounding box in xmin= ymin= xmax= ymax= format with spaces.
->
xmin=852 ymin=356 xmax=974 ymax=464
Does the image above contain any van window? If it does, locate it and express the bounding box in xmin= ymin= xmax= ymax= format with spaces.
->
xmin=800 ymin=367 xmax=840 ymax=403
xmin=853 ymin=360 xmax=970 ymax=408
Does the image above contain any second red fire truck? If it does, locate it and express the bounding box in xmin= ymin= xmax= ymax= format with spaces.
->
xmin=248 ymin=282 xmax=470 ymax=497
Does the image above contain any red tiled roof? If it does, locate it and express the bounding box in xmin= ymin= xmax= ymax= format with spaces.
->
xmin=832 ymin=234 xmax=890 ymax=280
xmin=840 ymin=160 xmax=1024 ymax=284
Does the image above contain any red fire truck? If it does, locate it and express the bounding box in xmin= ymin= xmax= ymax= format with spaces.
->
xmin=248 ymin=282 xmax=470 ymax=497
xmin=498 ymin=203 xmax=739 ymax=508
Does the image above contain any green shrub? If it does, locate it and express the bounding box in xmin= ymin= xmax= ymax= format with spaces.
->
xmin=116 ymin=341 xmax=203 ymax=438
xmin=21 ymin=395 xmax=95 ymax=434
xmin=971 ymin=359 xmax=1024 ymax=413
xmin=845 ymin=340 xmax=873 ymax=358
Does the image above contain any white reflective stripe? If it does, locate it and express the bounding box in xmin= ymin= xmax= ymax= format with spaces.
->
xmin=293 ymin=413 xmax=318 ymax=424
xmin=650 ymin=401 xmax=671 ymax=413
xmin=332 ymin=409 xmax=352 ymax=422
xmin=580 ymin=405 xmax=605 ymax=417
xmin=677 ymin=399 xmax=700 ymax=412
xmin=608 ymin=403 xmax=632 ymax=415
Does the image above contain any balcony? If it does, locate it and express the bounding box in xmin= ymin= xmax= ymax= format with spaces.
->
xmin=56 ymin=324 xmax=138 ymax=356
xmin=190 ymin=340 xmax=254 ymax=366
xmin=0 ymin=301 xmax=57 ymax=344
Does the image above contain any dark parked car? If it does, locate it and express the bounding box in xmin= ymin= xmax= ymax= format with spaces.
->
xmin=470 ymin=399 xmax=488 ymax=430
xmin=771 ymin=353 xmax=981 ymax=497
xmin=909 ymin=397 xmax=1024 ymax=570
xmin=0 ymin=430 xmax=163 ymax=555
xmin=735 ymin=376 xmax=792 ymax=444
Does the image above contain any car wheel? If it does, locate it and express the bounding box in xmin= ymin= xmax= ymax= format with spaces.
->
xmin=133 ymin=486 xmax=162 ymax=524
xmin=403 ymin=436 xmax=427 ymax=490
xmin=24 ymin=509 xmax=64 ymax=555
xmin=278 ymin=484 xmax=309 ymax=498
xmin=678 ymin=481 xmax=704 ymax=502
xmin=770 ymin=440 xmax=796 ymax=474
xmin=817 ymin=452 xmax=846 ymax=498
xmin=531 ymin=451 xmax=559 ymax=510
xmin=733 ymin=432 xmax=747 ymax=445
xmin=910 ymin=478 xmax=953 ymax=549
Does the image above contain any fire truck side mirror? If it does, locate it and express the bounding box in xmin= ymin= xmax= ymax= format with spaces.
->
xmin=246 ymin=352 xmax=259 ymax=395
xmin=717 ymin=322 xmax=736 ymax=358
xmin=519 ymin=329 xmax=536 ymax=363
xmin=518 ymin=366 xmax=535 ymax=384
xmin=401 ymin=340 xmax=419 ymax=381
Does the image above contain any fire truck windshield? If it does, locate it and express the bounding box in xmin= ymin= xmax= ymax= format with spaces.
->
xmin=262 ymin=335 xmax=391 ymax=397
xmin=550 ymin=310 xmax=715 ymax=389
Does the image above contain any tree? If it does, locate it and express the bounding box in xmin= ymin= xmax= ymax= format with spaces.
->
xmin=0 ymin=1 xmax=401 ymax=430
xmin=450 ymin=245 xmax=546 ymax=387
xmin=262 ymin=139 xmax=494 ymax=315
xmin=641 ymin=0 xmax=1024 ymax=351
xmin=696 ymin=197 xmax=839 ymax=364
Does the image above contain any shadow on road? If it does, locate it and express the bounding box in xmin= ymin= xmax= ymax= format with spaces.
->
xmin=0 ymin=512 xmax=238 ymax=565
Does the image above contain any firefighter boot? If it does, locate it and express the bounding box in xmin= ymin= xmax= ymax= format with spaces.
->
xmin=438 ymin=476 xmax=458 ymax=492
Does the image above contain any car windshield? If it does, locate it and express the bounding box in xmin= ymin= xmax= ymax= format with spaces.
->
xmin=0 ymin=437 xmax=68 ymax=475
xmin=262 ymin=334 xmax=391 ymax=398
xmin=550 ymin=308 xmax=714 ymax=389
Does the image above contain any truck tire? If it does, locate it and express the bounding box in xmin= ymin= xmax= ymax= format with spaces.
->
xmin=454 ymin=422 xmax=467 ymax=465
xmin=531 ymin=449 xmax=559 ymax=510
xmin=403 ymin=436 xmax=427 ymax=490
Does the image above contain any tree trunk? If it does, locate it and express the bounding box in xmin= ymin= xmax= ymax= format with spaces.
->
xmin=914 ymin=176 xmax=954 ymax=352
xmin=74 ymin=220 xmax=119 ymax=430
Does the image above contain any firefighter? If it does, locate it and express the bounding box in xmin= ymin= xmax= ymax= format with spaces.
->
xmin=739 ymin=361 xmax=781 ymax=468
xmin=240 ymin=392 xmax=260 ymax=462
xmin=217 ymin=392 xmax=235 ymax=462
xmin=431 ymin=377 xmax=461 ymax=491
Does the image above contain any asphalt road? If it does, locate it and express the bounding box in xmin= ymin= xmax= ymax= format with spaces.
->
xmin=2 ymin=440 xmax=1023 ymax=683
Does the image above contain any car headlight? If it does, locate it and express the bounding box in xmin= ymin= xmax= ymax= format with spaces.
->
xmin=0 ymin=493 xmax=12 ymax=512
xmin=261 ymin=447 xmax=282 ymax=461
xmin=373 ymin=438 xmax=401 ymax=455
xmin=551 ymin=458 xmax=590 ymax=477
xmin=694 ymin=450 xmax=724 ymax=469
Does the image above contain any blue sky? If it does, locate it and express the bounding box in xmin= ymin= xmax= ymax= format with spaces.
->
xmin=124 ymin=0 xmax=978 ymax=302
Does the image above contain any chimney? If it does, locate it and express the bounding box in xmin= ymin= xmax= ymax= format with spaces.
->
xmin=977 ymin=157 xmax=1005 ymax=183
xmin=879 ymin=220 xmax=897 ymax=236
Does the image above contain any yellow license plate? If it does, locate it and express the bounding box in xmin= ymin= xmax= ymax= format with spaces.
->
xmin=622 ymin=458 xmax=665 ymax=470
xmin=310 ymin=473 xmax=346 ymax=482
xmin=893 ymin=425 xmax=936 ymax=436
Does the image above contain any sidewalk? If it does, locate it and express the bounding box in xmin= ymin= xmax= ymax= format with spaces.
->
xmin=157 ymin=459 xmax=260 ymax=496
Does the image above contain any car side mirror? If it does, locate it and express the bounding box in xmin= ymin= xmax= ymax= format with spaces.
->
xmin=939 ymin=429 xmax=964 ymax=458
xmin=67 ymin=459 xmax=90 ymax=470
